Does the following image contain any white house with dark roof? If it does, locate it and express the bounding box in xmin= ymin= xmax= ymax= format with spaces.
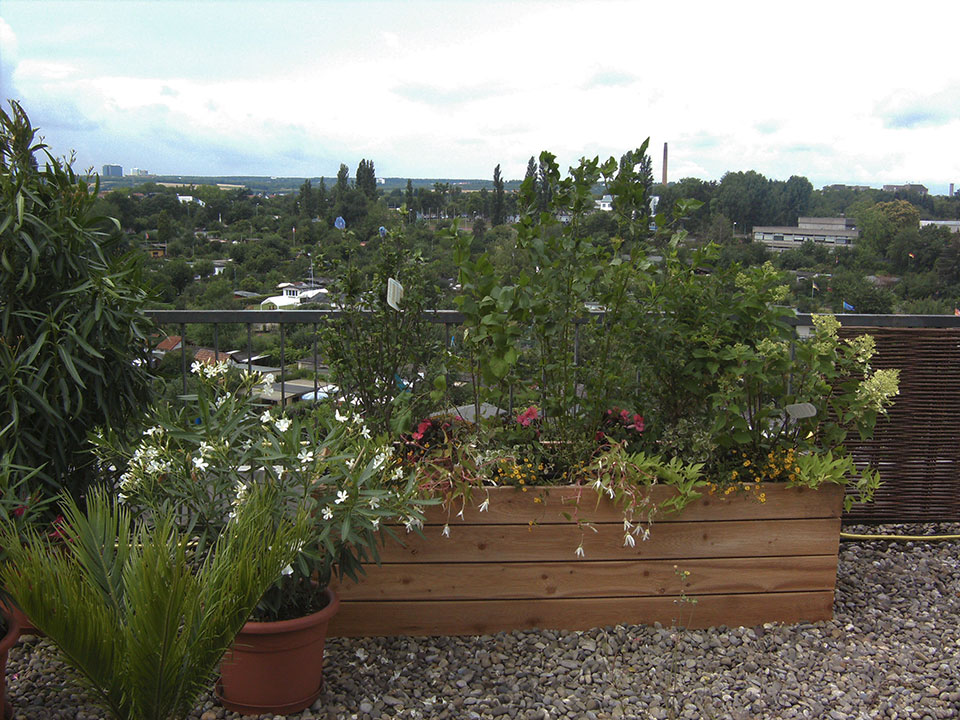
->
xmin=260 ymin=282 xmax=329 ymax=309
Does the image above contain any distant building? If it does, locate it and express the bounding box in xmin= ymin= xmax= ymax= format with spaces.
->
xmin=753 ymin=217 xmax=858 ymax=252
xmin=823 ymin=184 xmax=871 ymax=192
xmin=882 ymin=183 xmax=928 ymax=196
xmin=260 ymin=281 xmax=329 ymax=310
xmin=177 ymin=195 xmax=206 ymax=207
xmin=920 ymin=220 xmax=960 ymax=233
xmin=129 ymin=167 xmax=150 ymax=177
xmin=102 ymin=164 xmax=122 ymax=177
xmin=595 ymin=194 xmax=613 ymax=212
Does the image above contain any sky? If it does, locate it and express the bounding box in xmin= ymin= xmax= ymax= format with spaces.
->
xmin=1 ymin=0 xmax=959 ymax=192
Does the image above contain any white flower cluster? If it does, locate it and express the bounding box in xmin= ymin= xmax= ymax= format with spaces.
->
xmin=190 ymin=359 xmax=231 ymax=378
xmin=119 ymin=438 xmax=173 ymax=499
xmin=372 ymin=446 xmax=393 ymax=471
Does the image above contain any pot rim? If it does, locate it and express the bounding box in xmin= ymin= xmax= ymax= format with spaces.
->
xmin=239 ymin=587 xmax=339 ymax=635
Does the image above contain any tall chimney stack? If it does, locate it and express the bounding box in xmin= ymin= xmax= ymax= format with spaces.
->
xmin=951 ymin=182 xmax=955 ymax=196
xmin=662 ymin=142 xmax=668 ymax=185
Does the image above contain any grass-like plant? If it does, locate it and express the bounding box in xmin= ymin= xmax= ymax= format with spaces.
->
xmin=0 ymin=485 xmax=305 ymax=720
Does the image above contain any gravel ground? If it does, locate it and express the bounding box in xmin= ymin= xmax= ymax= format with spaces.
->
xmin=6 ymin=523 xmax=960 ymax=720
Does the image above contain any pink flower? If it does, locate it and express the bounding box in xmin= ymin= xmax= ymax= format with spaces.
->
xmin=517 ymin=406 xmax=539 ymax=427
xmin=412 ymin=419 xmax=433 ymax=441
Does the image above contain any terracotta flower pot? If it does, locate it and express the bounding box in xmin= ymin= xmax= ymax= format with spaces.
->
xmin=1 ymin=605 xmax=21 ymax=720
xmin=5 ymin=603 xmax=39 ymax=638
xmin=216 ymin=588 xmax=340 ymax=715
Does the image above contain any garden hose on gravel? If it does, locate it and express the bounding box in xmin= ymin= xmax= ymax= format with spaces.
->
xmin=839 ymin=531 xmax=960 ymax=542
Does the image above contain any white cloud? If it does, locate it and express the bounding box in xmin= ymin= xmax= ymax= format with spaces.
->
xmin=3 ymin=0 xmax=959 ymax=189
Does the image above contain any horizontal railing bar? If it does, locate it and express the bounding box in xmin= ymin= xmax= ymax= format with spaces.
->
xmin=145 ymin=309 xmax=467 ymax=324
xmin=145 ymin=309 xmax=960 ymax=330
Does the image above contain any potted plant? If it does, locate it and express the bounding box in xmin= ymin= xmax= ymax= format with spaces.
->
xmin=327 ymin=148 xmax=900 ymax=636
xmin=97 ymin=360 xmax=430 ymax=714
xmin=0 ymin=485 xmax=305 ymax=720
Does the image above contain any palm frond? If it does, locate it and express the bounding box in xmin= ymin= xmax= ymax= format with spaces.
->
xmin=0 ymin=485 xmax=305 ymax=720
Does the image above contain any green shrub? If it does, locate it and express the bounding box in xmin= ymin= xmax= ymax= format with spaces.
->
xmin=0 ymin=101 xmax=154 ymax=500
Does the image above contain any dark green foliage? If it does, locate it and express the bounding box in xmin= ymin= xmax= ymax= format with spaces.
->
xmin=319 ymin=225 xmax=441 ymax=433
xmin=356 ymin=159 xmax=377 ymax=199
xmin=0 ymin=101 xmax=155 ymax=500
xmin=492 ymin=164 xmax=506 ymax=226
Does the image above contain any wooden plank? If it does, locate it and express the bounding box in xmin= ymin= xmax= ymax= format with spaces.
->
xmin=377 ymin=518 xmax=841 ymax=563
xmin=328 ymin=591 xmax=836 ymax=637
xmin=333 ymin=555 xmax=839 ymax=601
xmin=421 ymin=483 xmax=843 ymax=525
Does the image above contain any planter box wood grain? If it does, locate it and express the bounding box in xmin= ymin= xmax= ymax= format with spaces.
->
xmin=329 ymin=483 xmax=843 ymax=637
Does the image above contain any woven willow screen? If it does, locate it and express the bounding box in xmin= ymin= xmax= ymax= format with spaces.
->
xmin=837 ymin=325 xmax=960 ymax=523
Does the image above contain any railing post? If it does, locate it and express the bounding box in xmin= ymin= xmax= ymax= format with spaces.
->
xmin=180 ymin=322 xmax=187 ymax=396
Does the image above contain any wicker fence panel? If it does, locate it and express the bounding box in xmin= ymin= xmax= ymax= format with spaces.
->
xmin=838 ymin=326 xmax=960 ymax=523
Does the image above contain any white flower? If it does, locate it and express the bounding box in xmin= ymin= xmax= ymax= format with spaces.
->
xmin=233 ymin=481 xmax=248 ymax=507
xmin=199 ymin=441 xmax=214 ymax=457
xmin=370 ymin=517 xmax=380 ymax=530
xmin=335 ymin=490 xmax=349 ymax=505
xmin=623 ymin=533 xmax=636 ymax=548
xmin=190 ymin=361 xmax=203 ymax=375
xmin=298 ymin=449 xmax=314 ymax=466
xmin=575 ymin=544 xmax=585 ymax=558
xmin=260 ymin=410 xmax=272 ymax=423
xmin=360 ymin=425 xmax=371 ymax=440
xmin=346 ymin=457 xmax=357 ymax=470
xmin=275 ymin=417 xmax=291 ymax=432
xmin=372 ymin=451 xmax=389 ymax=471
xmin=355 ymin=647 xmax=368 ymax=661
xmin=272 ymin=465 xmax=285 ymax=478
xmin=592 ymin=479 xmax=603 ymax=491
xmin=404 ymin=516 xmax=423 ymax=533
xmin=143 ymin=425 xmax=162 ymax=437
xmin=281 ymin=564 xmax=293 ymax=576
xmin=117 ymin=492 xmax=128 ymax=503
xmin=335 ymin=409 xmax=349 ymax=423
xmin=322 ymin=506 xmax=334 ymax=520
xmin=478 ymin=498 xmax=490 ymax=513
xmin=368 ymin=496 xmax=381 ymax=510
xmin=192 ymin=456 xmax=209 ymax=472
xmin=392 ymin=466 xmax=404 ymax=481
xmin=640 ymin=527 xmax=651 ymax=542
xmin=260 ymin=373 xmax=276 ymax=393
xmin=623 ymin=518 xmax=633 ymax=532
xmin=441 ymin=524 xmax=450 ymax=538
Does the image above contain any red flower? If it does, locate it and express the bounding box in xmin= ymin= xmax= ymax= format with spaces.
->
xmin=48 ymin=514 xmax=66 ymax=540
xmin=412 ymin=419 xmax=433 ymax=441
xmin=13 ymin=505 xmax=27 ymax=518
xmin=517 ymin=406 xmax=539 ymax=427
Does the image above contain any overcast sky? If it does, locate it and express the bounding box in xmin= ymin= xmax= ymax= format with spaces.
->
xmin=2 ymin=0 xmax=959 ymax=192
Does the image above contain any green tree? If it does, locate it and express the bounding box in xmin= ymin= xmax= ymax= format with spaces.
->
xmin=492 ymin=164 xmax=506 ymax=226
xmin=356 ymin=159 xmax=377 ymax=199
xmin=0 ymin=101 xmax=155 ymax=500
xmin=335 ymin=163 xmax=350 ymax=203
xmin=298 ymin=179 xmax=317 ymax=216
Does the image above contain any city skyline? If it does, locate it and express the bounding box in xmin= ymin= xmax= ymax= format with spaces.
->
xmin=2 ymin=0 xmax=959 ymax=192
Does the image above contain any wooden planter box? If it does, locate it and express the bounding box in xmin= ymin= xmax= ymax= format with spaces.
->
xmin=329 ymin=482 xmax=844 ymax=637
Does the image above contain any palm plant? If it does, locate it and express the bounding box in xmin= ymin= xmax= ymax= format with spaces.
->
xmin=0 ymin=485 xmax=305 ymax=720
